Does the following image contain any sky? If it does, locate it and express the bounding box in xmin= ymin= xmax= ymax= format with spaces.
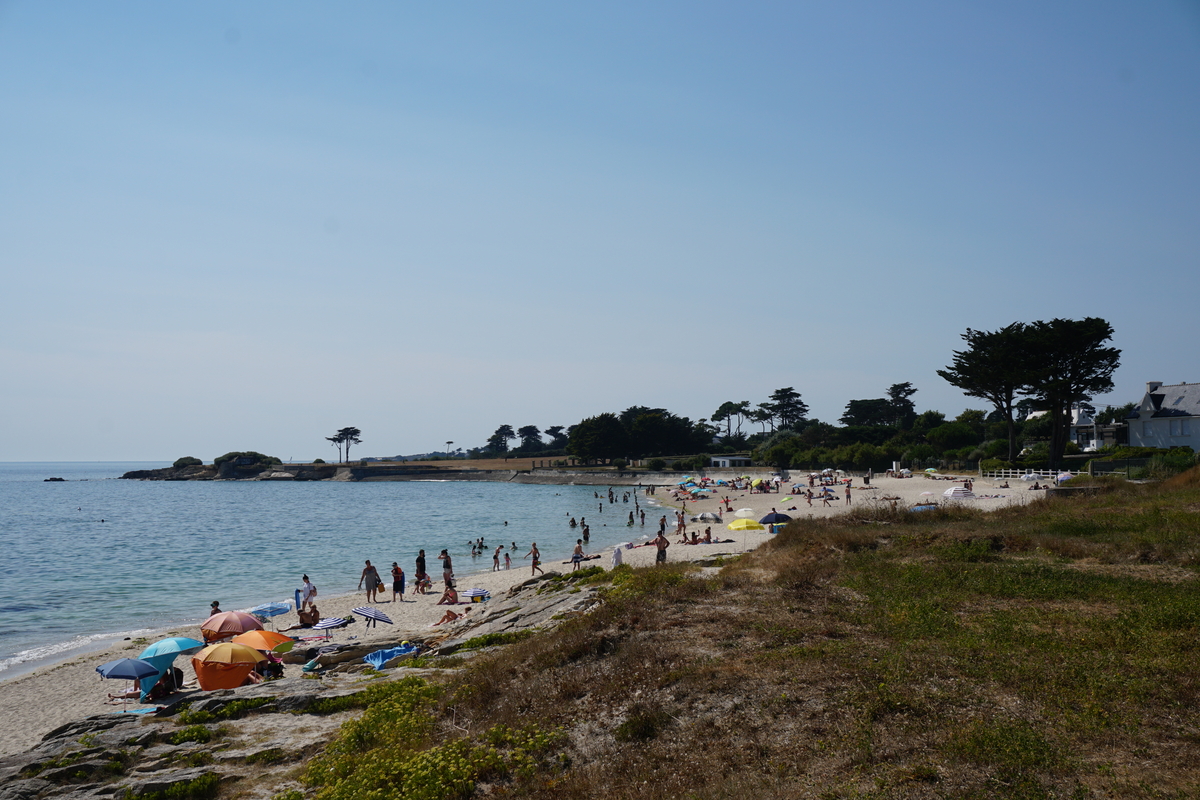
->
xmin=2 ymin=2 xmax=1198 ymax=462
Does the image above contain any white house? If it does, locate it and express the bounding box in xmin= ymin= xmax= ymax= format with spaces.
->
xmin=711 ymin=456 xmax=753 ymax=468
xmin=1127 ymin=381 xmax=1199 ymax=450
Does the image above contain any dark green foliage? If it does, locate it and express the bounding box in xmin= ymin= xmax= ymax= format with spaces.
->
xmin=567 ymin=413 xmax=628 ymax=462
xmin=312 ymin=458 xmax=325 ymax=464
xmin=172 ymin=456 xmax=202 ymax=468
xmin=212 ymin=451 xmax=281 ymax=467
xmin=614 ymin=704 xmax=671 ymax=742
xmin=646 ymin=458 xmax=666 ymax=471
xmin=122 ymin=773 xmax=218 ymax=800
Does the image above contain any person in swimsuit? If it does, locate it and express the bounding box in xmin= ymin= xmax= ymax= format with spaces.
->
xmin=414 ymin=550 xmax=428 ymax=594
xmin=438 ymin=549 xmax=454 ymax=584
xmin=493 ymin=545 xmax=503 ymax=572
xmin=653 ymin=531 xmax=669 ymax=565
xmin=358 ymin=560 xmax=382 ymax=602
xmin=525 ymin=542 xmax=543 ymax=575
xmin=571 ymin=539 xmax=585 ymax=571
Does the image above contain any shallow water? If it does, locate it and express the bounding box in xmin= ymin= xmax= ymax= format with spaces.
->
xmin=0 ymin=463 xmax=659 ymax=678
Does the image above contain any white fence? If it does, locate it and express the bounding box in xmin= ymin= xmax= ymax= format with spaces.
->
xmin=982 ymin=469 xmax=1080 ymax=480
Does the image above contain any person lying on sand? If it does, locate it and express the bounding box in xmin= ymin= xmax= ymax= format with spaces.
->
xmin=434 ymin=608 xmax=469 ymax=626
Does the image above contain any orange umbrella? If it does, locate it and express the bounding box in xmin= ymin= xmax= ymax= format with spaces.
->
xmin=232 ymin=630 xmax=296 ymax=654
xmin=200 ymin=611 xmax=263 ymax=642
xmin=194 ymin=642 xmax=267 ymax=665
xmin=192 ymin=642 xmax=265 ymax=691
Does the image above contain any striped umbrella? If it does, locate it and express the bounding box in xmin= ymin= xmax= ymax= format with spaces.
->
xmin=312 ymin=617 xmax=347 ymax=640
xmin=352 ymin=607 xmax=393 ymax=628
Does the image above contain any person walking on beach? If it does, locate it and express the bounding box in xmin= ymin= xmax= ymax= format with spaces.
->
xmin=391 ymin=562 xmax=406 ymax=602
xmin=438 ymin=549 xmax=454 ymax=585
xmin=414 ymin=550 xmax=428 ymax=595
xmin=845 ymin=485 xmax=852 ymax=505
xmin=572 ymin=539 xmax=585 ymax=571
xmin=493 ymin=545 xmax=503 ymax=572
xmin=653 ymin=531 xmax=670 ymax=566
xmin=525 ymin=542 xmax=543 ymax=575
xmin=300 ymin=575 xmax=317 ymax=612
xmin=358 ymin=560 xmax=382 ymax=603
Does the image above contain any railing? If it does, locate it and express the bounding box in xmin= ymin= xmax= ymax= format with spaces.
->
xmin=982 ymin=468 xmax=1080 ymax=480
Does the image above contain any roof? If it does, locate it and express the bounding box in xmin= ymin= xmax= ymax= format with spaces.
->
xmin=1128 ymin=382 xmax=1200 ymax=419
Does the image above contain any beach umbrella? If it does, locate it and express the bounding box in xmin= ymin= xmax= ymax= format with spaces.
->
xmin=201 ymin=611 xmax=263 ymax=642
xmin=695 ymin=512 xmax=722 ymax=522
xmin=312 ymin=617 xmax=347 ymax=640
xmin=759 ymin=513 xmax=792 ymax=524
xmin=352 ymin=607 xmax=393 ymax=628
xmin=137 ymin=637 xmax=205 ymax=702
xmin=925 ymin=468 xmax=938 ymax=473
xmin=1056 ymin=472 xmax=1074 ymax=483
xmin=1021 ymin=473 xmax=1038 ymax=482
xmin=248 ymin=602 xmax=291 ymax=618
xmin=943 ymin=487 xmax=975 ymax=499
xmin=233 ymin=630 xmax=296 ymax=654
xmin=192 ymin=643 xmax=266 ymax=691
xmin=96 ymin=658 xmax=160 ymax=711
xmin=728 ymin=519 xmax=765 ymax=531
xmin=899 ymin=469 xmax=912 ymax=475
xmin=734 ymin=508 xmax=755 ymax=518
xmin=194 ymin=642 xmax=267 ymax=665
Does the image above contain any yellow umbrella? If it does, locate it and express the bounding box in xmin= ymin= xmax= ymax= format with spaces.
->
xmin=751 ymin=478 xmax=762 ymax=486
xmin=727 ymin=519 xmax=764 ymax=531
xmin=232 ymin=630 xmax=296 ymax=654
xmin=194 ymin=642 xmax=267 ymax=665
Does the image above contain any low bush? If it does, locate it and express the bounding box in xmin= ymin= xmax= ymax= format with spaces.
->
xmin=169 ymin=725 xmax=213 ymax=745
xmin=173 ymin=456 xmax=202 ymax=468
xmin=646 ymin=458 xmax=666 ymax=471
xmin=213 ymin=451 xmax=281 ymax=467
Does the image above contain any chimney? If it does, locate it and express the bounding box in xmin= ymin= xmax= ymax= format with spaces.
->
xmin=1147 ymin=381 xmax=1163 ymax=393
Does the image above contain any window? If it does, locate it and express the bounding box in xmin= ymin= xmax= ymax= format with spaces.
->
xmin=1143 ymin=421 xmax=1153 ymax=437
xmin=1170 ymin=419 xmax=1192 ymax=436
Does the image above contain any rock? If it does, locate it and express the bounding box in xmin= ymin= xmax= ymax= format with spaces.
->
xmin=115 ymin=767 xmax=217 ymax=798
xmin=0 ymin=779 xmax=53 ymax=800
xmin=40 ymin=715 xmax=142 ymax=744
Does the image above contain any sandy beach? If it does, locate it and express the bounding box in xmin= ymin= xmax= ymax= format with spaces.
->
xmin=0 ymin=472 xmax=1036 ymax=757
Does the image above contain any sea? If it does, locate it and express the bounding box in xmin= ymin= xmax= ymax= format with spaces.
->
xmin=0 ymin=462 xmax=660 ymax=680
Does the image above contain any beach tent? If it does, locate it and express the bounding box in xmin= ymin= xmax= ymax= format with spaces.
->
xmin=943 ymin=487 xmax=976 ymax=499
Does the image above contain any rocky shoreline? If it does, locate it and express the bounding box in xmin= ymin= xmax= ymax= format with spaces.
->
xmin=0 ymin=570 xmax=604 ymax=800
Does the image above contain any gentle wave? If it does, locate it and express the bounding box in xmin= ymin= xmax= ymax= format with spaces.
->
xmin=0 ymin=627 xmax=156 ymax=674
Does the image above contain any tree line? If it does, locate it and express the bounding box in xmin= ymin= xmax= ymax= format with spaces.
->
xmin=465 ymin=318 xmax=1122 ymax=472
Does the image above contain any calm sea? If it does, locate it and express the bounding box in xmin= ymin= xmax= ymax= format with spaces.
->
xmin=0 ymin=463 xmax=658 ymax=679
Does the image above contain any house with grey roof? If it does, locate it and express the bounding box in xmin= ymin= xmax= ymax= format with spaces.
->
xmin=1127 ymin=381 xmax=1199 ymax=450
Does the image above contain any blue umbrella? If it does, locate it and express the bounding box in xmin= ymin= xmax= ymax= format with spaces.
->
xmin=249 ymin=602 xmax=291 ymax=618
xmin=759 ymin=513 xmax=792 ymax=525
xmin=96 ymin=658 xmax=160 ymax=711
xmin=137 ymin=637 xmax=204 ymax=702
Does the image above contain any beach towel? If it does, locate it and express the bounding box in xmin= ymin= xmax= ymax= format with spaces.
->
xmin=363 ymin=643 xmax=420 ymax=670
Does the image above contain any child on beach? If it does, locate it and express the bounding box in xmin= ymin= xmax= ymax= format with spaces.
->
xmin=391 ymin=562 xmax=406 ymax=602
xmin=504 ymin=551 xmax=511 ymax=570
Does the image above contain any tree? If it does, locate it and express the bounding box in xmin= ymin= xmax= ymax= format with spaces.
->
xmin=887 ymin=383 xmax=918 ymax=428
xmin=937 ymin=323 xmax=1033 ymax=462
xmin=517 ymin=425 xmax=543 ymax=450
xmin=712 ymin=401 xmax=751 ymax=438
xmin=487 ymin=425 xmax=515 ymax=454
xmin=567 ymin=413 xmax=629 ymax=463
xmin=1020 ymin=318 xmax=1120 ymax=468
xmin=1094 ymin=402 xmax=1135 ymax=426
xmin=751 ymin=404 xmax=776 ymax=434
xmin=767 ymin=387 xmax=809 ymax=429
xmin=840 ymin=398 xmax=894 ymax=427
xmin=337 ymin=427 xmax=362 ymax=462
xmin=544 ymin=426 xmax=569 ymax=449
xmin=445 ymin=441 xmax=454 ymax=456
xmin=326 ymin=434 xmax=342 ymax=463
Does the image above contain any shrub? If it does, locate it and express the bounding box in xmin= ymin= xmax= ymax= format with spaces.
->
xmin=979 ymin=458 xmax=1013 ymax=472
xmin=312 ymin=458 xmax=326 ymax=464
xmin=611 ymin=458 xmax=627 ymax=470
xmin=173 ymin=456 xmax=202 ymax=468
xmin=169 ymin=725 xmax=213 ymax=745
xmin=213 ymin=451 xmax=281 ymax=467
xmin=646 ymin=458 xmax=666 ymax=471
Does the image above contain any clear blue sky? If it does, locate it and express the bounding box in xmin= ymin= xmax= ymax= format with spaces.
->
xmin=2 ymin=2 xmax=1198 ymax=461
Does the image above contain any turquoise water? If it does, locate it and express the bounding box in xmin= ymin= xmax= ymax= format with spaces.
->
xmin=0 ymin=463 xmax=658 ymax=678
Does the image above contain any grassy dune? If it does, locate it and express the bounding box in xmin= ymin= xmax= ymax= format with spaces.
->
xmin=298 ymin=469 xmax=1200 ymax=799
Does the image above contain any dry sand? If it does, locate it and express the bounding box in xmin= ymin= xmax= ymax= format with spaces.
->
xmin=0 ymin=472 xmax=1037 ymax=757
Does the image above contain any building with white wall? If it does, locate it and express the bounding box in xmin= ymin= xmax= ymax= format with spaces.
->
xmin=1127 ymin=381 xmax=1198 ymax=450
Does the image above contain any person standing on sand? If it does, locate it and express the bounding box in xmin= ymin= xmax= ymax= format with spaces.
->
xmin=300 ymin=575 xmax=317 ymax=612
xmin=572 ymin=539 xmax=585 ymax=571
xmin=438 ymin=549 xmax=454 ymax=585
xmin=845 ymin=485 xmax=852 ymax=505
xmin=414 ymin=550 xmax=428 ymax=595
xmin=391 ymin=562 xmax=406 ymax=602
xmin=493 ymin=545 xmax=503 ymax=572
xmin=653 ymin=531 xmax=670 ymax=566
xmin=525 ymin=542 xmax=543 ymax=575
xmin=504 ymin=551 xmax=512 ymax=570
xmin=358 ymin=560 xmax=382 ymax=602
